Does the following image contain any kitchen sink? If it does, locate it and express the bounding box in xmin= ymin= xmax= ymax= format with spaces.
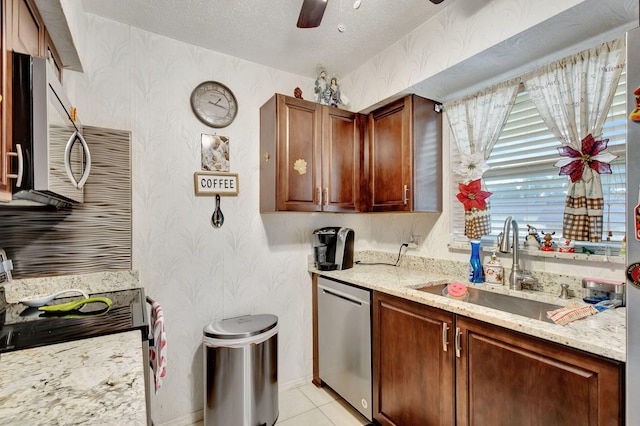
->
xmin=417 ymin=284 xmax=563 ymax=323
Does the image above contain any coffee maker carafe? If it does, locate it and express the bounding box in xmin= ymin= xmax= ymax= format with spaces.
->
xmin=313 ymin=227 xmax=354 ymax=271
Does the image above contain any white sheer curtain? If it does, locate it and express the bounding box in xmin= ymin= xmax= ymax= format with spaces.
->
xmin=522 ymin=38 xmax=625 ymax=242
xmin=445 ymin=79 xmax=520 ymax=239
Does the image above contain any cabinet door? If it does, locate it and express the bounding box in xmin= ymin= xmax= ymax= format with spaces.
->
xmin=373 ymin=292 xmax=455 ymax=426
xmin=321 ymin=107 xmax=362 ymax=212
xmin=455 ymin=316 xmax=623 ymax=426
xmin=10 ymin=0 xmax=42 ymax=56
xmin=367 ymin=96 xmax=412 ymax=212
xmin=0 ymin=0 xmax=10 ymax=201
xmin=276 ymin=95 xmax=322 ymax=212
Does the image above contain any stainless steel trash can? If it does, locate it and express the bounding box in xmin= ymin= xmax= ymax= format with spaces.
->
xmin=203 ymin=314 xmax=279 ymax=426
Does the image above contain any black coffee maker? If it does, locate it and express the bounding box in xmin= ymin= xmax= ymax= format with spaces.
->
xmin=313 ymin=227 xmax=355 ymax=271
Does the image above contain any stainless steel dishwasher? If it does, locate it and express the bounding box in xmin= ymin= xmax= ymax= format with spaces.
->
xmin=317 ymin=276 xmax=372 ymax=421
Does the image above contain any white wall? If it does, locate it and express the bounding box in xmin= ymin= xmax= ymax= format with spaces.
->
xmin=59 ymin=0 xmax=628 ymax=423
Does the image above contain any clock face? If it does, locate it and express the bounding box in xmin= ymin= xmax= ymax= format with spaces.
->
xmin=190 ymin=81 xmax=238 ymax=128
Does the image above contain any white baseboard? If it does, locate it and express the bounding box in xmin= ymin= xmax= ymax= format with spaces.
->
xmin=152 ymin=409 xmax=203 ymax=426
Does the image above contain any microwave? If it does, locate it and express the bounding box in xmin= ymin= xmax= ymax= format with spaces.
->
xmin=10 ymin=52 xmax=91 ymax=207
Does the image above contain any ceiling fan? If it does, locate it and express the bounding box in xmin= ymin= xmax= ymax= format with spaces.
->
xmin=296 ymin=0 xmax=445 ymax=29
xmin=297 ymin=0 xmax=329 ymax=28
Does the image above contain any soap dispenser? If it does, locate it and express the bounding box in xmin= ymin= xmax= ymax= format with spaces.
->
xmin=484 ymin=250 xmax=503 ymax=285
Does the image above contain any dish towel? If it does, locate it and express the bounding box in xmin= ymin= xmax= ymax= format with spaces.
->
xmin=547 ymin=303 xmax=598 ymax=325
xmin=148 ymin=297 xmax=167 ymax=393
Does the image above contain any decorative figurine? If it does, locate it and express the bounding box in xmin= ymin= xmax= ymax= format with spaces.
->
xmin=524 ymin=224 xmax=541 ymax=250
xmin=558 ymin=238 xmax=575 ymax=253
xmin=540 ymin=231 xmax=556 ymax=251
xmin=294 ymin=87 xmax=303 ymax=99
xmin=314 ymin=66 xmax=329 ymax=105
xmin=328 ymin=76 xmax=345 ymax=107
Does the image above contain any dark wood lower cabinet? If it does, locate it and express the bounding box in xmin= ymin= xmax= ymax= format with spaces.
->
xmin=456 ymin=316 xmax=624 ymax=426
xmin=372 ymin=292 xmax=624 ymax=426
xmin=373 ymin=292 xmax=455 ymax=426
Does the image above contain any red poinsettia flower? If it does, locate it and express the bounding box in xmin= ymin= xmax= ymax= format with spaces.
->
xmin=556 ymin=134 xmax=616 ymax=183
xmin=456 ymin=179 xmax=492 ymax=211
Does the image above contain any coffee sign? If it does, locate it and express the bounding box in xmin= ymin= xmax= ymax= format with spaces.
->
xmin=194 ymin=172 xmax=239 ymax=196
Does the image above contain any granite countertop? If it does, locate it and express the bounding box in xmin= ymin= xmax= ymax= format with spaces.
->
xmin=310 ymin=262 xmax=626 ymax=362
xmin=0 ymin=271 xmax=148 ymax=425
xmin=0 ymin=330 xmax=146 ymax=425
xmin=3 ymin=270 xmax=141 ymax=303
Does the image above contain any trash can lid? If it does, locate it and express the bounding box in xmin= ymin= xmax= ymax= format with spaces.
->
xmin=203 ymin=314 xmax=278 ymax=339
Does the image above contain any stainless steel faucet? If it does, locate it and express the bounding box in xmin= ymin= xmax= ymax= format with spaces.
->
xmin=498 ymin=216 xmax=539 ymax=290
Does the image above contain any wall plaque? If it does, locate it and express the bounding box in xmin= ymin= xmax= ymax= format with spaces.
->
xmin=194 ymin=172 xmax=239 ymax=196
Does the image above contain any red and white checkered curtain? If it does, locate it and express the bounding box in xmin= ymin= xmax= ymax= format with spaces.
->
xmin=522 ymin=38 xmax=625 ymax=242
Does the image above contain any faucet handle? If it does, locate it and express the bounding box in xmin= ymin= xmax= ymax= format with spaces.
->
xmin=559 ymin=283 xmax=570 ymax=299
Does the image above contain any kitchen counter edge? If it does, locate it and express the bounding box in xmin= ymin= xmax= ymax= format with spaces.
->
xmin=310 ymin=263 xmax=626 ymax=362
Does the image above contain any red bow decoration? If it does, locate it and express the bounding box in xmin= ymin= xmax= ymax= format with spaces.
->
xmin=456 ymin=179 xmax=492 ymax=211
xmin=556 ymin=134 xmax=613 ymax=183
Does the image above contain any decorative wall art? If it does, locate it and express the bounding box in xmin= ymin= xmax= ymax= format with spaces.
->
xmin=201 ymin=133 xmax=230 ymax=172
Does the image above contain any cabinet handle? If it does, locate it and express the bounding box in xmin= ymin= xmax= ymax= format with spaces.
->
xmin=442 ymin=322 xmax=449 ymax=352
xmin=7 ymin=144 xmax=24 ymax=187
xmin=455 ymin=327 xmax=462 ymax=358
xmin=403 ymin=184 xmax=409 ymax=206
xmin=323 ymin=188 xmax=328 ymax=206
xmin=316 ymin=187 xmax=322 ymax=206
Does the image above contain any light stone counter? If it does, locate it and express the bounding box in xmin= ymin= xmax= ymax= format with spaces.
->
xmin=310 ymin=254 xmax=626 ymax=362
xmin=0 ymin=330 xmax=146 ymax=425
xmin=0 ymin=271 xmax=148 ymax=425
xmin=3 ymin=270 xmax=140 ymax=303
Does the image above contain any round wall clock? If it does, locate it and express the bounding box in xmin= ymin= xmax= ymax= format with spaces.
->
xmin=190 ymin=81 xmax=238 ymax=128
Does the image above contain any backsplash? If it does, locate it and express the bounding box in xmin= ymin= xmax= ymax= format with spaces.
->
xmin=0 ymin=126 xmax=131 ymax=278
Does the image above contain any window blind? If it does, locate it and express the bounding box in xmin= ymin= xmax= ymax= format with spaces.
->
xmin=450 ymin=72 xmax=627 ymax=243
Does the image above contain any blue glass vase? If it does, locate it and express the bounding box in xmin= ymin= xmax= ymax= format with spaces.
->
xmin=469 ymin=240 xmax=484 ymax=283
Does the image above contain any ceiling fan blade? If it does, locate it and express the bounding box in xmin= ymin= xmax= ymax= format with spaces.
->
xmin=297 ymin=0 xmax=328 ymax=28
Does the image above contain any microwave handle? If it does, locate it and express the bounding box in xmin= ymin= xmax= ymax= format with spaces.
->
xmin=64 ymin=131 xmax=92 ymax=189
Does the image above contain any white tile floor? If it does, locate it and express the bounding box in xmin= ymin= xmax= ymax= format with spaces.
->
xmin=193 ymin=383 xmax=371 ymax=426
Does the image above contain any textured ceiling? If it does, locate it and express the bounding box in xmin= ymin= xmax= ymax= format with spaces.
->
xmin=80 ymin=0 xmax=449 ymax=78
xmin=79 ymin=0 xmax=638 ymax=102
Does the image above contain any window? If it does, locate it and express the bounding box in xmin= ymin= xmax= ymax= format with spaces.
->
xmin=450 ymin=72 xmax=627 ymax=248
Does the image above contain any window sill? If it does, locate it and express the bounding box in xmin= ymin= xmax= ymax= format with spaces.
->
xmin=447 ymin=242 xmax=625 ymax=264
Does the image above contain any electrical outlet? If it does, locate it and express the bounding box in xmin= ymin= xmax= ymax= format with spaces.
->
xmin=408 ymin=234 xmax=421 ymax=249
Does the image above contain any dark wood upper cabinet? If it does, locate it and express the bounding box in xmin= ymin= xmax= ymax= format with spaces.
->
xmin=1 ymin=0 xmax=10 ymax=202
xmin=366 ymin=94 xmax=442 ymax=212
xmin=260 ymin=94 xmax=363 ymax=213
xmin=1 ymin=0 xmax=46 ymax=203
xmin=10 ymin=0 xmax=43 ymax=57
xmin=260 ymin=93 xmax=442 ymax=214
xmin=1 ymin=0 xmax=63 ymax=203
xmin=322 ymin=106 xmax=363 ymax=212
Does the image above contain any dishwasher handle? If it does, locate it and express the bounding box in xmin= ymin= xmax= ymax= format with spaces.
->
xmin=319 ymin=286 xmax=365 ymax=307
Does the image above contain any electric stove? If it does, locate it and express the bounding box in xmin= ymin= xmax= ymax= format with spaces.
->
xmin=0 ymin=287 xmax=148 ymax=353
